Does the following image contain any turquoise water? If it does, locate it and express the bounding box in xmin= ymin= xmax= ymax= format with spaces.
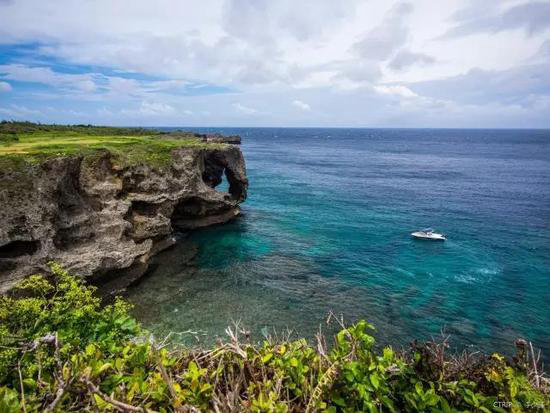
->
xmin=127 ymin=128 xmax=550 ymax=360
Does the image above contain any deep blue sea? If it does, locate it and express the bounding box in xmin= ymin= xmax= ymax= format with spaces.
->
xmin=127 ymin=128 xmax=550 ymax=361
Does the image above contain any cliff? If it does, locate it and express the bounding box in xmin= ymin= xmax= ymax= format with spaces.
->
xmin=0 ymin=124 xmax=248 ymax=292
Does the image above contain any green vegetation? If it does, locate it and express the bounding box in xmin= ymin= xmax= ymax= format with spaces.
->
xmin=0 ymin=121 xmax=217 ymax=170
xmin=0 ymin=264 xmax=547 ymax=412
xmin=0 ymin=120 xmax=165 ymax=136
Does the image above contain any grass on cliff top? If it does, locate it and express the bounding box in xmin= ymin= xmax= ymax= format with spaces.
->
xmin=0 ymin=121 xmax=222 ymax=170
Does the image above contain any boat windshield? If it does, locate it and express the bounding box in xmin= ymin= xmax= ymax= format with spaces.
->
xmin=422 ymin=228 xmax=433 ymax=232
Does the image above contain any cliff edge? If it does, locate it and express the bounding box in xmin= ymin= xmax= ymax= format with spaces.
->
xmin=0 ymin=124 xmax=248 ymax=292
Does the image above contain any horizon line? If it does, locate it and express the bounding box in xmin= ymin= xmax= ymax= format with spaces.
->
xmin=2 ymin=120 xmax=550 ymax=131
xmin=141 ymin=125 xmax=550 ymax=131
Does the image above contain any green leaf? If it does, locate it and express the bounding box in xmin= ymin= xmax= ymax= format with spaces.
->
xmin=262 ymin=353 xmax=273 ymax=364
xmin=439 ymin=396 xmax=451 ymax=413
xmin=370 ymin=373 xmax=380 ymax=390
xmin=367 ymin=401 xmax=378 ymax=413
xmin=380 ymin=395 xmax=396 ymax=413
xmin=22 ymin=378 xmax=36 ymax=390
xmin=94 ymin=393 xmax=109 ymax=409
xmin=0 ymin=387 xmax=20 ymax=413
xmin=332 ymin=395 xmax=347 ymax=407
xmin=188 ymin=361 xmax=198 ymax=374
xmin=383 ymin=347 xmax=394 ymax=361
xmin=344 ymin=370 xmax=354 ymax=382
xmin=98 ymin=362 xmax=113 ymax=373
xmin=85 ymin=343 xmax=96 ymax=356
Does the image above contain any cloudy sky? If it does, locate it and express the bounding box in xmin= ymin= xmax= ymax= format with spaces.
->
xmin=1 ymin=0 xmax=549 ymax=127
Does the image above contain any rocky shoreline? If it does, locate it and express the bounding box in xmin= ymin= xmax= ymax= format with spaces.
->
xmin=0 ymin=134 xmax=247 ymax=293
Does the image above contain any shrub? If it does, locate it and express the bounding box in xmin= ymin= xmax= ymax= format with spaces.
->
xmin=0 ymin=133 xmax=18 ymax=145
xmin=0 ymin=264 xmax=547 ymax=412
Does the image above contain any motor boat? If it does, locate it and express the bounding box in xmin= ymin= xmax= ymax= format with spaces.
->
xmin=411 ymin=228 xmax=446 ymax=241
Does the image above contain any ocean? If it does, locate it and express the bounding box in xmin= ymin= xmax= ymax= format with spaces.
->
xmin=126 ymin=128 xmax=550 ymax=361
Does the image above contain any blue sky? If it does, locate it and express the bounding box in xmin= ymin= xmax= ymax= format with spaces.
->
xmin=1 ymin=0 xmax=550 ymax=127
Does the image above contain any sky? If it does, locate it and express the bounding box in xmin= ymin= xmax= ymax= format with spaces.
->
xmin=1 ymin=0 xmax=550 ymax=128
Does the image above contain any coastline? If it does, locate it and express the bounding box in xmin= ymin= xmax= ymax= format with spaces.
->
xmin=0 ymin=123 xmax=549 ymax=411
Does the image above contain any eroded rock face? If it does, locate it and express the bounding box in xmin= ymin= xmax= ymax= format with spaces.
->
xmin=0 ymin=144 xmax=247 ymax=293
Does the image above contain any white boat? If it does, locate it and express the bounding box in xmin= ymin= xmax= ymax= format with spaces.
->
xmin=411 ymin=228 xmax=446 ymax=241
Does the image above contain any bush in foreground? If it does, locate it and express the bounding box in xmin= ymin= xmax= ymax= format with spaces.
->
xmin=0 ymin=263 xmax=548 ymax=412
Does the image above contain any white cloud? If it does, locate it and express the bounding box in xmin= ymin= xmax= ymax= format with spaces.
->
xmin=139 ymin=101 xmax=176 ymax=115
xmin=374 ymin=85 xmax=417 ymax=98
xmin=352 ymin=2 xmax=413 ymax=61
xmin=389 ymin=50 xmax=435 ymax=71
xmin=0 ymin=104 xmax=43 ymax=118
xmin=0 ymin=64 xmax=98 ymax=92
xmin=292 ymin=99 xmax=311 ymax=111
xmin=0 ymin=0 xmax=549 ymax=127
xmin=444 ymin=1 xmax=550 ymax=38
xmin=0 ymin=81 xmax=12 ymax=92
xmin=232 ymin=102 xmax=258 ymax=115
xmin=408 ymin=64 xmax=550 ymax=106
xmin=0 ymin=63 xmax=206 ymax=102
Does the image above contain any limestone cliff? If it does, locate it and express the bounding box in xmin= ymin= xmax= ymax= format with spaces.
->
xmin=0 ymin=142 xmax=247 ymax=293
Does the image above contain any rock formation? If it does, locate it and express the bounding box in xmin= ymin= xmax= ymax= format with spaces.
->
xmin=198 ymin=133 xmax=241 ymax=144
xmin=0 ymin=142 xmax=247 ymax=293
